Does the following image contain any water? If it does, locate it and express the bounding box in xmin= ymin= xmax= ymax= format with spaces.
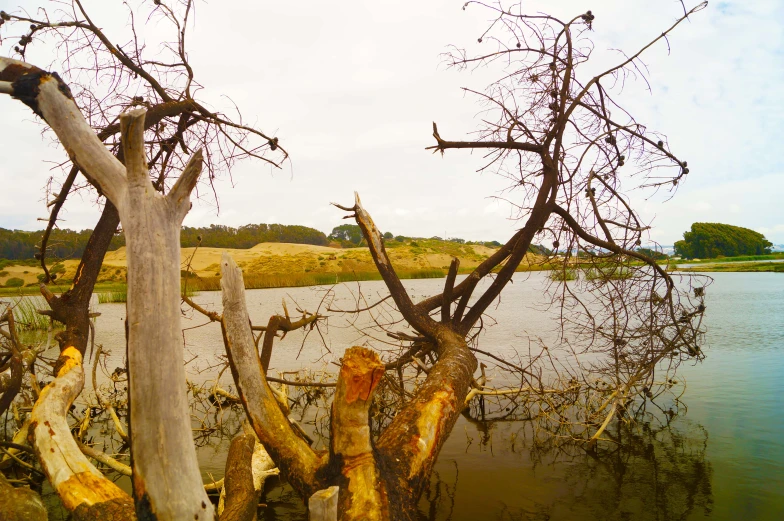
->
xmin=426 ymin=272 xmax=784 ymax=521
xmin=16 ymin=271 xmax=784 ymax=520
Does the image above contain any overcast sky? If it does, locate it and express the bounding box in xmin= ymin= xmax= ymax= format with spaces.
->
xmin=1 ymin=0 xmax=782 ymax=245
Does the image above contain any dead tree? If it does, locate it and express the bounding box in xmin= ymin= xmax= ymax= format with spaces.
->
xmin=2 ymin=3 xmax=284 ymax=513
xmin=0 ymin=0 xmax=287 ymax=358
xmin=1 ymin=2 xmax=711 ymax=521
xmin=0 ymin=55 xmax=213 ymax=518
xmin=213 ymin=3 xmax=709 ymax=519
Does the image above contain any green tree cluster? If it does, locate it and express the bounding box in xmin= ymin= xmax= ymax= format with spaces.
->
xmin=180 ymin=223 xmax=328 ymax=248
xmin=674 ymin=223 xmax=772 ymax=259
xmin=328 ymin=224 xmax=364 ymax=246
xmin=0 ymin=223 xmax=329 ymax=261
xmin=637 ymin=247 xmax=668 ymax=260
xmin=0 ymin=227 xmax=124 ymax=260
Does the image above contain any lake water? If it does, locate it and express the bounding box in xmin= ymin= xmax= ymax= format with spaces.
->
xmin=19 ymin=271 xmax=784 ymax=520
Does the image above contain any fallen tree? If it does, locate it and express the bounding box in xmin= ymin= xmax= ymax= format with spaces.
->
xmin=0 ymin=2 xmax=711 ymax=520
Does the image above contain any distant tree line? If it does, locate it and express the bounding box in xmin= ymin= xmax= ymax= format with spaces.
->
xmin=2 ymin=222 xmax=521 ymax=261
xmin=0 ymin=223 xmax=329 ymax=260
xmin=674 ymin=222 xmax=772 ymax=259
xmin=180 ymin=224 xmax=328 ymax=248
xmin=0 ymin=227 xmax=124 ymax=260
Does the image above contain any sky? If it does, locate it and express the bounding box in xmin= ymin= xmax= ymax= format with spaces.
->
xmin=0 ymin=0 xmax=782 ymax=245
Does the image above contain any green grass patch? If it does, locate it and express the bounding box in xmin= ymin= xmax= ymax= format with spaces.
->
xmin=97 ymin=290 xmax=127 ymax=303
xmin=679 ymin=261 xmax=784 ymax=273
xmin=4 ymin=277 xmax=24 ymax=288
xmin=549 ymin=269 xmax=577 ymax=281
xmin=677 ymin=252 xmax=784 ymax=264
xmin=8 ymin=296 xmax=51 ymax=331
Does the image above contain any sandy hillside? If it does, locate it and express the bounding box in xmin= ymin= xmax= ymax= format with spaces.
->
xmin=101 ymin=240 xmax=512 ymax=278
xmin=3 ymin=240 xmax=541 ymax=287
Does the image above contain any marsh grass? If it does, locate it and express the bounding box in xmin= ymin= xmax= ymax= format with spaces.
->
xmin=98 ymin=290 xmax=127 ymax=303
xmin=549 ymin=269 xmax=577 ymax=281
xmin=7 ymin=296 xmax=51 ymax=331
xmin=586 ymin=266 xmax=634 ymax=281
xmin=680 ymin=261 xmax=784 ymax=273
xmin=188 ymin=268 xmax=453 ymax=291
xmin=677 ymin=252 xmax=784 ymax=264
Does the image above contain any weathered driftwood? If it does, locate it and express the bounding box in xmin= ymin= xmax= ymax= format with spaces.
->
xmin=221 ymin=253 xmax=408 ymax=520
xmin=218 ymin=433 xmax=257 ymax=521
xmin=119 ymin=108 xmax=212 ymax=521
xmin=217 ymin=427 xmax=278 ymax=521
xmin=0 ymin=57 xmax=213 ymax=520
xmin=309 ymin=486 xmax=339 ymax=521
xmin=77 ymin=441 xmax=133 ymax=477
xmin=220 ymin=253 xmax=323 ymax=498
xmin=29 ymin=347 xmax=135 ymax=519
xmin=0 ymin=472 xmax=47 ymax=521
xmin=0 ymin=419 xmax=30 ymax=470
xmin=330 ymin=347 xmax=387 ymax=519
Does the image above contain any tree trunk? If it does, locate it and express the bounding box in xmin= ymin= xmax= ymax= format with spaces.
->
xmin=329 ymin=347 xmax=389 ymax=521
xmin=218 ymin=428 xmax=277 ymax=521
xmin=218 ymin=432 xmax=259 ymax=521
xmin=220 ymin=254 xmax=323 ymax=499
xmin=1 ymin=59 xmax=214 ymax=520
xmin=116 ymin=110 xmax=214 ymax=521
xmin=220 ymin=254 xmax=455 ymax=521
xmin=41 ymin=201 xmax=120 ymax=355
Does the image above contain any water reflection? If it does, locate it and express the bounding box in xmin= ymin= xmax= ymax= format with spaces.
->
xmin=423 ymin=413 xmax=713 ymax=521
xmin=8 ymin=272 xmax=782 ymax=519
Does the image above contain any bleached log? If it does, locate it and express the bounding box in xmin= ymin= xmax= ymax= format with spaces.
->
xmin=29 ymin=347 xmax=134 ymax=519
xmin=308 ymin=486 xmax=339 ymax=521
xmin=1 ymin=58 xmax=213 ymax=520
xmin=0 ymin=419 xmax=30 ymax=469
xmin=220 ymin=253 xmax=322 ymax=498
xmin=118 ymin=109 xmax=213 ymax=521
xmin=77 ymin=441 xmax=132 ymax=477
xmin=217 ymin=428 xmax=278 ymax=521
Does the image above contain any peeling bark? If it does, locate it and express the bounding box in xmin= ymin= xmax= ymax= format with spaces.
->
xmin=376 ymin=329 xmax=476 ymax=513
xmin=330 ymin=347 xmax=388 ymax=521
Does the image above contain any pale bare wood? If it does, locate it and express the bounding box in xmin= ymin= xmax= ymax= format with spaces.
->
xmin=220 ymin=253 xmax=323 ymax=498
xmin=217 ymin=428 xmax=278 ymax=521
xmin=0 ymin=57 xmax=126 ymax=205
xmin=1 ymin=56 xmax=213 ymax=519
xmin=29 ymin=347 xmax=135 ymax=519
xmin=117 ymin=109 xmax=213 ymax=520
xmin=77 ymin=441 xmax=132 ymax=477
xmin=0 ymin=419 xmax=30 ymax=469
xmin=308 ymin=486 xmax=339 ymax=521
